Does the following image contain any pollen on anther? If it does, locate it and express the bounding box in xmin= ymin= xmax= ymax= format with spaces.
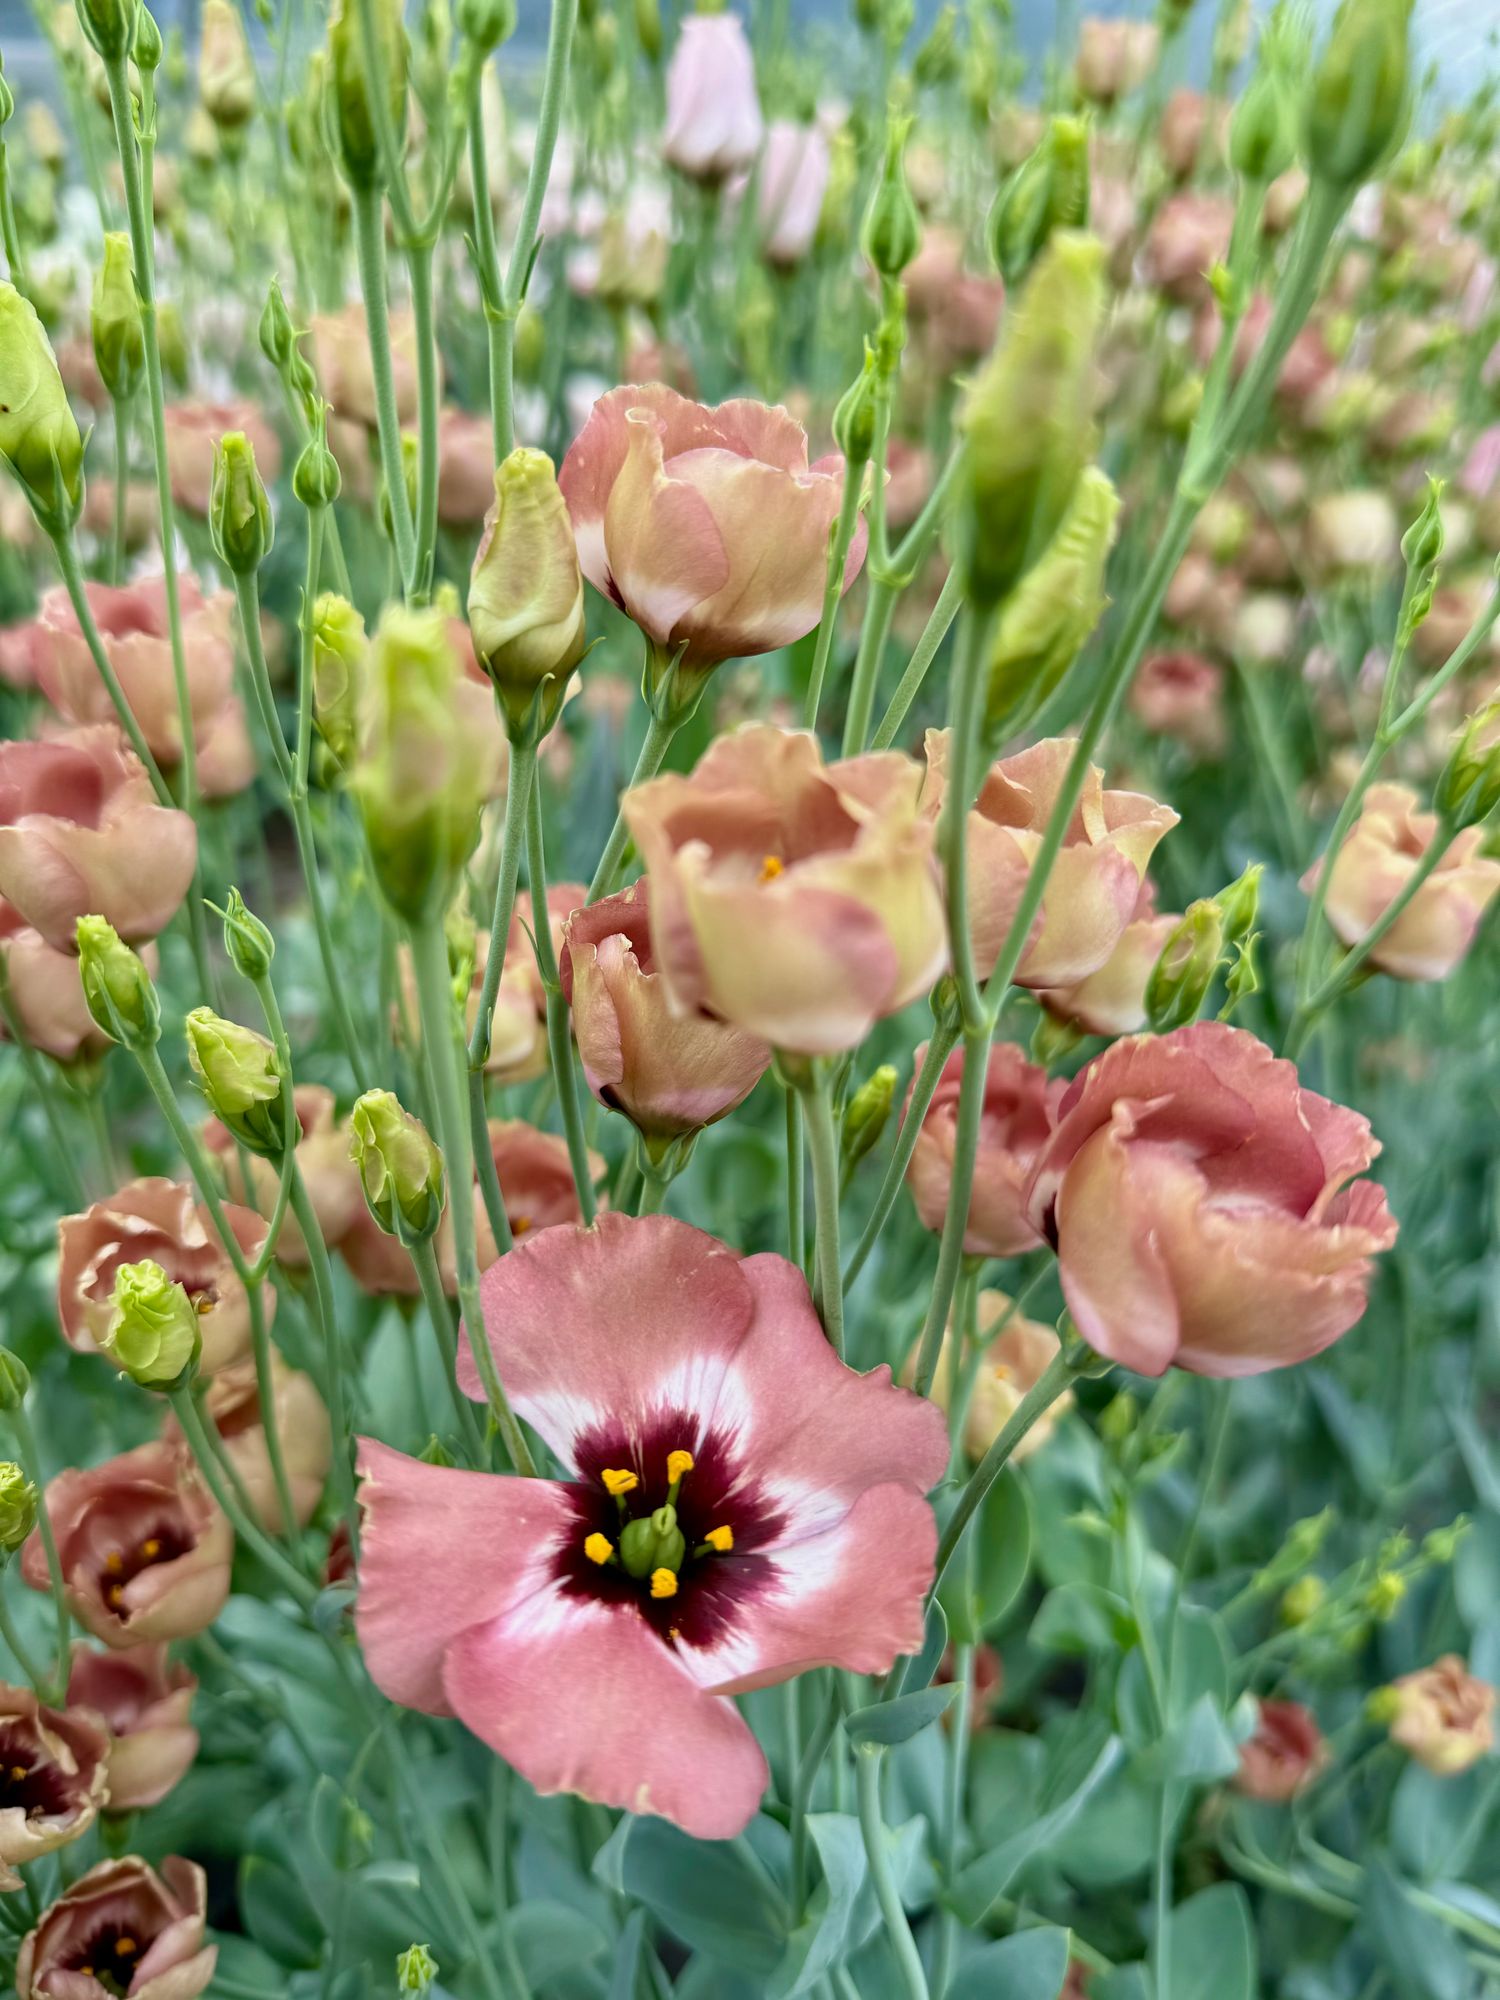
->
xmin=140 ymin=1538 xmax=162 ymax=1560
xmin=584 ymin=1533 xmax=613 ymax=1565
xmin=705 ymin=1525 xmax=733 ymax=1552
xmin=649 ymin=1568 xmax=678 ymax=1599
xmin=666 ymin=1449 xmax=694 ymax=1484
xmin=758 ymin=854 xmax=784 ymax=883
xmin=601 ymin=1468 xmax=638 ymax=1497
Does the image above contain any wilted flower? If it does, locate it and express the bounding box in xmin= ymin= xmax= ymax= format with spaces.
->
xmin=1234 ymin=1699 xmax=1327 ymax=1801
xmin=907 ymin=1042 xmax=1062 ymax=1258
xmin=0 ymin=1683 xmax=109 ymax=1890
xmin=663 ymin=13 xmax=762 ymax=182
xmin=356 ymin=1212 xmax=947 ymax=1837
xmin=1387 ymin=1657 xmax=1495 ymax=1775
xmin=16 ymin=1856 xmax=216 ymax=1998
xmin=66 ymin=1643 xmax=199 ymax=1812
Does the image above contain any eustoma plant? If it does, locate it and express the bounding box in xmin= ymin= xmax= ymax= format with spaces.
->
xmin=1 ymin=0 xmax=1499 ymax=1993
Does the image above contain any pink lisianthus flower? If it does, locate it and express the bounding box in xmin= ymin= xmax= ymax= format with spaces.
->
xmin=1023 ymin=1023 xmax=1399 ymax=1378
xmin=355 ymin=1212 xmax=947 ymax=1840
xmin=66 ymin=1643 xmax=199 ymax=1813
xmin=756 ymin=120 xmax=830 ymax=267
xmin=662 ymin=13 xmax=763 ymax=183
xmin=16 ymin=1856 xmax=215 ymax=1999
xmin=906 ymin=1042 xmax=1062 ymax=1259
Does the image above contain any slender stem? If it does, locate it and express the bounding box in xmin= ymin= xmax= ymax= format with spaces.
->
xmin=406 ymin=238 xmax=440 ymax=602
xmin=909 ymin=1022 xmax=988 ymax=1399
xmin=855 ymin=1747 xmax=930 ymax=2000
xmin=527 ymin=777 xmax=598 ymax=1222
xmin=938 ymin=604 xmax=990 ymax=1031
xmin=0 ymin=140 xmax=28 ymax=295
xmin=790 ymin=1679 xmax=841 ymax=1923
xmin=169 ymin=1390 xmax=319 ymax=1611
xmin=244 ymin=1280 xmax=303 ymax=1558
xmin=872 ymin=565 xmax=964 ymax=752
xmin=464 ymin=55 xmax=508 ymax=465
xmin=10 ymin=1404 xmax=70 ymax=1699
xmin=587 ymin=709 xmax=680 ymax=903
xmin=933 ymin=1642 xmax=975 ymax=2000
xmin=845 ymin=1017 xmax=959 ymax=1287
xmin=785 ymin=1089 xmax=805 ymax=1269
xmin=469 ymin=1065 xmax=512 ymax=1260
xmin=468 ymin=739 xmax=536 ymax=1068
xmin=409 ymin=1234 xmax=486 ymax=1455
xmin=109 ymin=395 xmax=130 ymax=587
xmin=796 ymin=1065 xmax=844 ymax=1357
xmin=351 ymin=184 xmax=417 ymax=585
xmin=50 ymin=531 xmax=172 ymax=803
xmin=289 ymin=1169 xmax=359 ymax=1548
xmin=803 ymin=461 xmax=865 ymax=732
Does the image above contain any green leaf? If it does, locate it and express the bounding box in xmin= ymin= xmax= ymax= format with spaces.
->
xmin=1361 ymin=1855 xmax=1472 ymax=2000
xmin=238 ymin=1856 xmax=324 ymax=1969
xmin=1032 ymin=1582 xmax=1134 ymax=1655
xmin=1160 ymin=1883 xmax=1255 ymax=2000
xmin=942 ymin=1465 xmax=1035 ymax=1643
xmin=591 ymin=1816 xmax=786 ymax=1974
xmin=511 ymin=1899 xmax=610 ymax=1985
xmin=1134 ymin=1694 xmax=1240 ymax=1786
xmin=846 ymin=1682 xmax=959 ymax=1747
xmin=1390 ymin=1762 xmax=1492 ymax=1881
xmin=770 ymin=1814 xmax=868 ymax=1998
xmin=953 ymin=1733 xmax=1124 ymax=1922
xmin=948 ymin=1926 xmax=1072 ymax=2000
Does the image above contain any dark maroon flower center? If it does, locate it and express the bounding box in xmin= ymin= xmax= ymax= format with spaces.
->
xmin=557 ymin=1408 xmax=786 ymax=1653
xmin=90 ymin=1516 xmax=193 ymax=1617
xmin=0 ymin=1724 xmax=73 ymax=1819
xmin=64 ymin=1923 xmax=147 ymax=1995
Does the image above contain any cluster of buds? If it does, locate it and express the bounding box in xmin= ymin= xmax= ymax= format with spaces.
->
xmin=1145 ymin=863 xmax=1262 ymax=1031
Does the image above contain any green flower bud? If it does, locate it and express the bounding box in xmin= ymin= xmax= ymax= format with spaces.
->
xmin=468 ymin=448 xmax=588 ymax=743
xmin=0 ymin=281 xmax=85 ymax=535
xmin=133 ymin=3 xmax=162 ymax=68
xmin=456 ymin=0 xmax=514 ymax=52
xmin=101 ymin=1258 xmax=201 ymax=1387
xmin=258 ymin=278 xmax=296 ymax=371
xmin=184 ymin=1006 xmax=292 ymax=1157
xmin=1364 ymin=1684 xmax=1400 ymax=1726
xmin=1365 ymin=1570 xmax=1405 ymax=1620
xmin=1230 ymin=58 xmax=1295 ymax=184
xmin=210 ymin=431 xmax=274 ymax=575
xmin=514 ymin=303 xmax=546 ymax=383
xmin=1146 ymin=900 xmax=1224 ymax=1032
xmin=841 ymin=1064 xmax=897 ymax=1175
xmin=156 ymin=301 xmax=189 ymax=390
xmin=0 ymin=64 xmax=14 ymax=129
xmin=217 ymin=887 xmax=275 ymax=982
xmin=831 ymin=343 xmax=879 ymax=468
xmin=76 ymin=915 xmax=161 ymax=1048
xmin=913 ymin=3 xmax=958 ymax=86
xmin=1098 ymin=1391 xmax=1138 ymax=1446
xmin=989 ymin=114 xmax=1090 ymax=287
xmin=91 ymin=233 xmax=146 ymax=404
xmin=860 ymin=114 xmax=922 ymax=278
xmin=199 ymin=0 xmax=256 ymax=128
xmin=327 ymin=0 xmax=408 ymax=189
xmin=0 ymin=1464 xmax=37 ymax=1552
xmin=0 ymin=1352 xmax=28 ymax=1412
xmin=1304 ymin=0 xmax=1414 ymax=190
xmin=1214 ymin=862 xmax=1263 ymax=945
xmin=293 ymin=426 xmax=342 ymax=511
xmin=984 ymin=466 xmax=1119 ymax=738
xmin=1435 ymin=702 xmax=1500 ymax=830
xmin=1278 ymin=1574 xmax=1326 ymax=1626
xmin=398 ymin=1944 xmax=439 ymax=1996
xmin=353 ymin=604 xmax=492 ymax=923
xmin=311 ymin=591 xmax=366 ymax=769
xmin=350 ymin=1088 xmax=445 ymax=1242
xmin=634 ymin=0 xmax=661 ymax=63
xmin=75 ymin=0 xmax=137 ymax=62
xmin=1285 ymin=1509 xmax=1335 ymax=1566
xmin=959 ymin=232 xmax=1106 ymax=606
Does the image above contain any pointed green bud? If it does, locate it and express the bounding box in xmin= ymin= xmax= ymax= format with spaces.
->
xmin=76 ymin=916 xmax=160 ymax=1048
xmin=258 ymin=277 xmax=296 ymax=372
xmin=860 ymin=113 xmax=922 ymax=278
xmin=217 ymin=887 xmax=275 ymax=982
xmin=832 ymin=343 xmax=880 ymax=468
xmin=959 ymin=232 xmax=1106 ymax=606
xmin=311 ymin=591 xmax=366 ymax=768
xmin=468 ymin=448 xmax=588 ymax=743
xmin=456 ymin=0 xmax=514 ymax=52
xmin=0 ymin=1352 xmax=29 ymax=1412
xmin=1435 ymin=702 xmax=1500 ymax=830
xmin=1230 ymin=55 xmax=1295 ymax=184
xmin=398 ymin=1944 xmax=439 ymax=1996
xmin=1396 ymin=474 xmax=1444 ymax=645
xmin=101 ymin=1258 xmax=201 ymax=1387
xmin=0 ymin=1464 xmax=36 ymax=1553
xmin=210 ymin=431 xmax=274 ymax=575
xmin=841 ymin=1064 xmax=897 ymax=1175
xmin=184 ymin=1007 xmax=292 ymax=1157
xmin=1146 ymin=900 xmax=1225 ymax=1033
xmin=634 ymin=0 xmax=661 ymax=61
xmin=1278 ymin=1573 xmax=1327 ymax=1626
xmin=1214 ymin=862 xmax=1263 ymax=944
xmin=0 ymin=282 xmax=85 ymax=536
xmin=989 ymin=114 xmax=1091 ymax=287
xmin=133 ymin=3 xmax=163 ymax=69
xmin=91 ymin=233 xmax=145 ymax=404
xmin=75 ymin=0 xmax=137 ymax=61
xmin=350 ymin=1088 xmax=445 ymax=1242
xmin=0 ymin=63 xmax=14 ymax=129
xmin=1304 ymin=0 xmax=1414 ymax=189
xmin=293 ymin=421 xmax=342 ymax=511
xmin=327 ymin=0 xmax=408 ymax=189
xmin=1098 ymin=1392 xmax=1138 ymax=1447
xmin=983 ymin=466 xmax=1119 ymax=738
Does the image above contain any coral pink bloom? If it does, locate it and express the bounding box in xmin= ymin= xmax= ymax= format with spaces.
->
xmin=23 ymin=1444 xmax=232 ymax=1649
xmin=310 ymin=305 xmax=430 ymax=432
xmin=663 ymin=13 xmax=763 ymax=183
xmin=922 ymin=732 xmax=1178 ymax=990
xmin=1037 ymin=890 xmax=1179 ymax=1040
xmin=162 ymin=398 xmax=282 ymax=516
xmin=624 ymin=724 xmax=946 ymax=1053
xmin=357 ymin=1213 xmax=947 ymax=1839
xmin=0 ymin=728 xmax=197 ymax=950
xmin=475 ymin=1119 xmax=604 ymax=1260
xmin=1302 ymin=782 xmax=1500 ymax=983
xmin=1144 ymin=192 xmax=1235 ymax=306
xmin=560 ymin=880 xmax=771 ymax=1144
xmin=16 ymin=1856 xmax=215 ymax=1999
xmin=1388 ymin=1656 xmax=1496 ymax=1776
xmin=0 ymin=1683 xmax=110 ymax=1890
xmin=1023 ymin=1023 xmax=1398 ymax=1378
xmin=1130 ymin=650 xmax=1226 ymax=757
xmin=1234 ymin=1699 xmax=1326 ymax=1802
xmin=757 ymin=121 xmax=830 ymax=267
xmin=66 ymin=1643 xmax=199 ymax=1813
xmin=559 ymin=384 xmax=866 ymax=671
xmin=907 ymin=1042 xmax=1062 ymax=1259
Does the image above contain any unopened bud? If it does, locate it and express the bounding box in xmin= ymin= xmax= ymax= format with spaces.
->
xmin=75 ymin=0 xmax=137 ymax=62
xmin=1098 ymin=1391 xmax=1138 ymax=1446
xmin=91 ymin=233 xmax=145 ymax=404
xmin=133 ymin=3 xmax=162 ymax=69
xmin=1421 ymin=1518 xmax=1468 ymax=1565
xmin=1147 ymin=900 xmax=1224 ymax=1032
xmin=0 ymin=1352 xmax=28 ymax=1412
xmin=0 ymin=1464 xmax=36 ymax=1551
xmin=832 ymin=343 xmax=879 ymax=468
xmin=311 ymin=592 xmax=366 ymax=769
xmin=1304 ymin=0 xmax=1414 ymax=190
xmin=293 ymin=422 xmax=342 ymax=511
xmin=1366 ymin=1571 xmax=1406 ymax=1620
xmin=258 ymin=278 xmax=296 ymax=372
xmin=184 ymin=1007 xmax=292 ymax=1157
xmin=861 ymin=113 xmax=922 ymax=278
xmin=456 ymin=0 xmax=513 ymax=51
xmin=0 ymin=282 xmax=85 ymax=535
xmin=1435 ymin=704 xmax=1500 ymax=829
xmin=101 ymin=1259 xmax=201 ymax=1387
xmin=1230 ymin=59 xmax=1295 ymax=183
xmin=198 ymin=0 xmax=256 ymax=129
xmin=327 ymin=0 xmax=407 ymax=188
xmin=1279 ymin=1574 xmax=1327 ymax=1626
xmin=76 ymin=916 xmax=160 ymax=1048
xmin=841 ymin=1064 xmax=896 ymax=1173
xmin=210 ymin=431 xmax=274 ymax=575
xmin=984 ymin=466 xmax=1119 ymax=738
xmin=634 ymin=0 xmax=661 ymax=61
xmin=350 ymin=1089 xmax=445 ymax=1242
xmin=398 ymin=1944 xmax=439 ymax=1996
xmin=1214 ymin=861 xmax=1263 ymax=943
xmin=989 ymin=114 xmax=1090 ymax=286
xmin=468 ymin=448 xmax=587 ymax=743
xmin=217 ymin=887 xmax=275 ymax=983
xmin=1365 ymin=1684 xmax=1401 ymax=1726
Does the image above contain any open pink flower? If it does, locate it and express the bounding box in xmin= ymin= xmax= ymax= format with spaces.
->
xmin=1388 ymin=1657 xmax=1496 ymax=1776
xmin=663 ymin=13 xmax=763 ymax=183
xmin=474 ymin=1119 xmax=604 ymax=1260
xmin=356 ymin=1212 xmax=947 ymax=1839
xmin=624 ymin=724 xmax=946 ymax=1053
xmin=16 ymin=1856 xmax=215 ymax=1999
xmin=921 ymin=732 xmax=1177 ymax=990
xmin=560 ymin=880 xmax=771 ymax=1144
xmin=1144 ymin=192 xmax=1234 ymax=305
xmin=907 ymin=1042 xmax=1062 ymax=1258
xmin=1023 ymin=1023 xmax=1398 ymax=1377
xmin=66 ymin=1644 xmax=198 ymax=1813
xmin=559 ymin=385 xmax=865 ymax=671
xmin=1130 ymin=651 xmax=1226 ymax=757
xmin=162 ymin=398 xmax=282 ymax=515
xmin=0 ymin=729 xmax=197 ymax=950
xmin=0 ymin=1683 xmax=110 ymax=1890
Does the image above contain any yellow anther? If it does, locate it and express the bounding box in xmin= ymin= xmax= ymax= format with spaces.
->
xmin=140 ymin=1538 xmax=161 ymax=1561
xmin=649 ymin=1569 xmax=679 ymax=1600
xmin=116 ymin=1936 xmax=136 ymax=1955
xmin=666 ymin=1450 xmax=694 ymax=1484
xmin=513 ymin=1215 xmax=532 ymax=1235
xmin=705 ymin=1525 xmax=734 ymax=1553
xmin=103 ymin=1551 xmax=124 ymax=1574
xmin=602 ymin=1469 xmax=638 ymax=1497
xmin=758 ymin=854 xmax=784 ymax=883
xmin=9 ymin=1765 xmax=26 ymax=1783
xmin=584 ymin=1533 xmax=614 ymax=1565
xmin=194 ymin=1294 xmax=215 ymax=1316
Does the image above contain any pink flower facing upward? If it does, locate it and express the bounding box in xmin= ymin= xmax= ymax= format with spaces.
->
xmin=1023 ymin=1023 xmax=1398 ymax=1378
xmin=356 ymin=1213 xmax=947 ymax=1839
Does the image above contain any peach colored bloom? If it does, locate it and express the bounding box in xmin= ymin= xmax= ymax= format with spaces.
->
xmin=663 ymin=13 xmax=763 ymax=183
xmin=0 ymin=728 xmax=197 ymax=950
xmin=559 ymin=385 xmax=866 ymax=672
xmin=1303 ymin=783 xmax=1500 ymax=982
xmin=1074 ymin=17 xmax=1159 ymax=102
xmin=23 ymin=1444 xmax=232 ymax=1648
xmin=903 ymin=1289 xmax=1072 ymax=1464
xmin=757 ymin=121 xmax=830 ymax=266
xmin=1158 ymin=89 xmax=1225 ymax=179
xmin=58 ymin=1177 xmax=269 ymax=1376
xmin=437 ymin=407 xmax=498 ymax=527
xmin=1024 ymin=1023 xmax=1398 ymax=1377
xmin=560 ymin=880 xmax=771 ymax=1144
xmin=357 ymin=1213 xmax=947 ymax=1838
xmin=1234 ymin=1699 xmax=1327 ymax=1802
xmin=1305 ymin=490 xmax=1400 ymax=576
xmin=904 ymin=228 xmax=1006 ymax=366
xmin=1130 ymin=651 xmax=1227 ymax=757
xmin=0 ymin=1684 xmax=109 ymax=1890
xmin=625 ymin=724 xmax=946 ymax=1053
xmin=162 ymin=398 xmax=281 ymax=515
xmin=0 ymin=906 xmax=155 ymax=1063
xmin=908 ymin=1042 xmax=1062 ymax=1259
xmin=163 ymin=1357 xmax=329 ymax=1532
xmin=311 ymin=305 xmax=431 ymax=431
xmin=1388 ymin=1657 xmax=1496 ymax=1776
xmin=80 ymin=477 xmax=155 ymax=551
xmin=1037 ymin=889 xmax=1179 ymax=1040
xmin=66 ymin=1643 xmax=198 ymax=1812
xmin=1144 ymin=192 xmax=1234 ymax=305
xmin=922 ymin=732 xmax=1178 ymax=990
xmin=475 ymin=1119 xmax=604 ymax=1260
xmin=16 ymin=1856 xmax=215 ymax=1998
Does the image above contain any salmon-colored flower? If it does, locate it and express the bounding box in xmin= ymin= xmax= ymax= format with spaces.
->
xmin=162 ymin=398 xmax=281 ymax=516
xmin=0 ymin=728 xmax=197 ymax=950
xmin=1024 ymin=1023 xmax=1398 ymax=1377
xmin=356 ymin=1212 xmax=947 ymax=1838
xmin=922 ymin=732 xmax=1177 ymax=990
xmin=1130 ymin=651 xmax=1227 ymax=757
xmin=908 ymin=1043 xmax=1062 ymax=1258
xmin=624 ymin=724 xmax=946 ymax=1053
xmin=903 ymin=1289 xmax=1072 ymax=1464
xmin=663 ymin=13 xmax=763 ymax=183
xmin=1144 ymin=192 xmax=1234 ymax=305
xmin=0 ymin=906 xmax=157 ymax=1062
xmin=0 ymin=1684 xmax=109 ymax=1890
xmin=1037 ymin=887 xmax=1179 ymax=1040
xmin=437 ymin=407 xmax=499 ymax=528
xmin=1234 ymin=1699 xmax=1327 ymax=1802
xmin=16 ymin=1856 xmax=215 ymax=1998
xmin=476 ymin=1120 xmax=603 ymax=1258
xmin=204 ymin=1083 xmax=366 ymax=1271
xmin=23 ymin=1444 xmax=232 ymax=1648
xmin=1388 ymin=1657 xmax=1495 ymax=1776
xmin=310 ymin=305 xmax=433 ymax=432
xmin=559 ymin=385 xmax=865 ymax=674
xmin=163 ymin=1356 xmax=329 ymax=1532
xmin=66 ymin=1644 xmax=198 ymax=1813
xmin=1302 ymin=782 xmax=1500 ymax=982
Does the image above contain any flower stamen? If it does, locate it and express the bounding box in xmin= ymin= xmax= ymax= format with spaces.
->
xmin=702 ymin=1525 xmax=733 ymax=1553
xmin=758 ymin=854 xmax=784 ymax=883
xmin=584 ymin=1533 xmax=614 ymax=1565
xmin=649 ymin=1568 xmax=678 ymax=1599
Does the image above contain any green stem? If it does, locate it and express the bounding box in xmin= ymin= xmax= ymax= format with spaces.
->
xmin=289 ymin=1169 xmax=359 ymax=1548
xmin=469 ymin=1065 xmax=512 ymax=1260
xmin=409 ymin=1234 xmax=486 ymax=1456
xmin=467 ymin=739 xmax=535 ymax=1069
xmin=406 ymin=237 xmax=440 ymax=602
xmin=169 ymin=1390 xmax=319 ymax=1611
xmin=587 ymin=708 xmax=680 ymax=903
xmin=795 ymin=1064 xmax=844 ymax=1357
xmin=527 ymin=777 xmax=598 ymax=1223
xmin=109 ymin=394 xmax=130 ymax=587
xmin=0 ymin=140 xmax=28 ymax=296
xmin=909 ymin=1020 xmax=989 ymax=1399
xmin=10 ymin=1402 xmax=70 ymax=1696
xmin=803 ymin=460 xmax=865 ymax=732
xmin=932 ymin=1641 xmax=974 ymax=2000
xmin=245 ymin=1280 xmax=303 ymax=1557
xmin=871 ymin=564 xmax=964 ymax=752
xmin=50 ymin=530 xmax=172 ymax=804
xmin=785 ymin=1089 xmax=805 ymax=1269
xmin=351 ymin=183 xmax=417 ymax=585
xmin=855 ymin=1747 xmax=930 ymax=2000
xmin=790 ymin=1679 xmax=841 ymax=1923
xmin=844 ymin=1019 xmax=958 ymax=1287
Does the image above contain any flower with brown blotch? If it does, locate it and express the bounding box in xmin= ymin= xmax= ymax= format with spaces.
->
xmin=1388 ymin=1657 xmax=1496 ymax=1776
xmin=560 ymin=880 xmax=772 ymax=1147
xmin=1302 ymin=783 xmax=1500 ymax=983
xmin=161 ymin=399 xmax=282 ymax=516
xmin=0 ymin=1683 xmax=109 ymax=1890
xmin=15 ymin=1855 xmax=216 ymax=1998
xmin=903 ymin=1289 xmax=1072 ymax=1465
xmin=0 ymin=728 xmax=197 ymax=951
xmin=1130 ymin=651 xmax=1227 ymax=758
xmin=624 ymin=724 xmax=946 ymax=1054
xmin=58 ymin=1177 xmax=270 ymax=1377
xmin=1023 ymin=1022 xmax=1399 ymax=1378
xmin=22 ymin=1443 xmax=232 ymax=1649
xmin=163 ymin=1356 xmax=330 ymax=1532
xmin=1036 ymin=888 xmax=1179 ymax=1041
xmin=66 ymin=1644 xmax=198 ymax=1813
xmin=1233 ymin=1699 xmax=1327 ymax=1802
xmin=907 ymin=1042 xmax=1062 ymax=1260
xmin=921 ymin=732 xmax=1178 ymax=991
